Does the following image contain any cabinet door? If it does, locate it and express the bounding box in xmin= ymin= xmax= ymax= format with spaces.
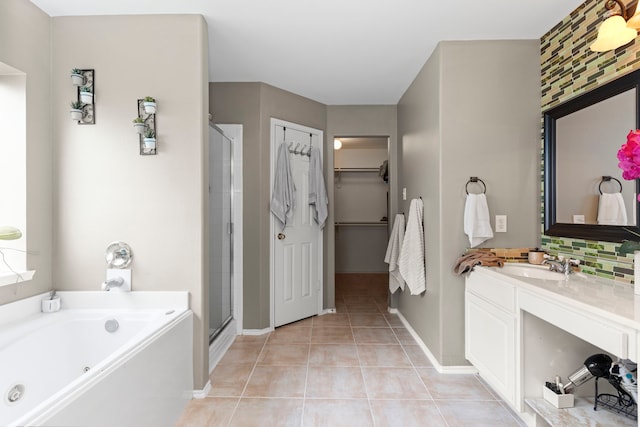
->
xmin=465 ymin=292 xmax=516 ymax=403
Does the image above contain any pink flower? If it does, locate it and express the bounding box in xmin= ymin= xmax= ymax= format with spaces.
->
xmin=617 ymin=130 xmax=640 ymax=180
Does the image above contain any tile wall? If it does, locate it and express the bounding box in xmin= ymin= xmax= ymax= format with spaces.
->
xmin=540 ymin=0 xmax=640 ymax=284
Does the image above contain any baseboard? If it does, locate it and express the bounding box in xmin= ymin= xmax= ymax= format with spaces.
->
xmin=192 ymin=380 xmax=211 ymax=399
xmin=242 ymin=327 xmax=273 ymax=336
xmin=394 ymin=310 xmax=478 ymax=375
xmin=209 ymin=319 xmax=237 ymax=374
xmin=320 ymin=308 xmax=337 ymax=315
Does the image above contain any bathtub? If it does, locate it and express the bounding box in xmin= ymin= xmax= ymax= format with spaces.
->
xmin=0 ymin=291 xmax=193 ymax=427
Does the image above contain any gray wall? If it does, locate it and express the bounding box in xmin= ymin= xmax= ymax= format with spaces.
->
xmin=0 ymin=0 xmax=52 ymax=305
xmin=51 ymin=15 xmax=210 ymax=388
xmin=397 ymin=40 xmax=540 ymax=366
xmin=209 ymin=82 xmax=326 ymax=329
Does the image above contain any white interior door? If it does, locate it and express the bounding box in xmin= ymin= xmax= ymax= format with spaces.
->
xmin=271 ymin=119 xmax=323 ymax=327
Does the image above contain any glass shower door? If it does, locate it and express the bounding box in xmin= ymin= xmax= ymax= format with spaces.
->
xmin=209 ymin=124 xmax=233 ymax=343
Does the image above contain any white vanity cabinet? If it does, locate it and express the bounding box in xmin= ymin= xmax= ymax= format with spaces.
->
xmin=465 ymin=273 xmax=517 ymax=406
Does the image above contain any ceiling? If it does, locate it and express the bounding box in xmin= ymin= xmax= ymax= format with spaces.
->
xmin=30 ymin=0 xmax=585 ymax=105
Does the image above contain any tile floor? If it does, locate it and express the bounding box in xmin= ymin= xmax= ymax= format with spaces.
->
xmin=176 ymin=274 xmax=525 ymax=426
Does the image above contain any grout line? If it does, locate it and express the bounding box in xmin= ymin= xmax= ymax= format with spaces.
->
xmin=300 ymin=328 xmax=312 ymax=427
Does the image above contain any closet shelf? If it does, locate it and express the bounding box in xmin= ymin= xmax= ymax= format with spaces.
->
xmin=335 ymin=221 xmax=388 ymax=227
xmin=334 ymin=167 xmax=380 ymax=172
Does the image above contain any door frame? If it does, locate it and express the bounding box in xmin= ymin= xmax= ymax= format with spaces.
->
xmin=269 ymin=118 xmax=324 ymax=329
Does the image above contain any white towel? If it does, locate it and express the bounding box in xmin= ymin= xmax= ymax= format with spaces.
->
xmin=597 ymin=193 xmax=628 ymax=225
xmin=309 ymin=147 xmax=329 ymax=229
xmin=384 ymin=214 xmax=406 ymax=293
xmin=399 ymin=198 xmax=426 ymax=295
xmin=464 ymin=193 xmax=493 ymax=248
xmin=270 ymin=142 xmax=296 ymax=230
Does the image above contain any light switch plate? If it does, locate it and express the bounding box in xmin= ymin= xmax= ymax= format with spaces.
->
xmin=495 ymin=215 xmax=507 ymax=232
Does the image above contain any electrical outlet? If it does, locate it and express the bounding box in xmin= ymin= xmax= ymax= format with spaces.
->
xmin=495 ymin=215 xmax=507 ymax=233
xmin=402 ymin=187 xmax=407 ymax=201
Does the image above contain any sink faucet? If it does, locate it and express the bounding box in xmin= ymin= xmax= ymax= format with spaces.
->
xmin=101 ymin=276 xmax=124 ymax=291
xmin=543 ymin=255 xmax=580 ymax=278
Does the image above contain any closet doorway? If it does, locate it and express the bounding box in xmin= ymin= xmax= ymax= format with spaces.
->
xmin=333 ymin=136 xmax=390 ymax=301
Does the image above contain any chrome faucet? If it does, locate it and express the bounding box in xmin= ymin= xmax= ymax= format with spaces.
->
xmin=543 ymin=255 xmax=580 ymax=277
xmin=101 ymin=276 xmax=124 ymax=291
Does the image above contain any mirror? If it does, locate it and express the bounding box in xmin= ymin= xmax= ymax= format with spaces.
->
xmin=544 ymin=68 xmax=640 ymax=242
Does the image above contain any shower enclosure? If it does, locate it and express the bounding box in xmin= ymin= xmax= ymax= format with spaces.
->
xmin=208 ymin=124 xmax=233 ymax=342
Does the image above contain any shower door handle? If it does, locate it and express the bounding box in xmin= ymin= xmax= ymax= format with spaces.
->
xmin=277 ymin=233 xmax=286 ymax=240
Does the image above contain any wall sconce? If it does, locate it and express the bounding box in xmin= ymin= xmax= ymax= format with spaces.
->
xmin=134 ymin=97 xmax=157 ymax=155
xmin=68 ymin=68 xmax=95 ymax=124
xmin=591 ymin=0 xmax=640 ymax=52
xmin=334 ymin=138 xmax=342 ymax=150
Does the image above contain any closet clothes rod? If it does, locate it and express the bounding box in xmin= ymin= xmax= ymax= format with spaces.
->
xmin=335 ymin=221 xmax=388 ymax=226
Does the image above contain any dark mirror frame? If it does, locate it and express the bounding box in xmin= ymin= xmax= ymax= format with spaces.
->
xmin=544 ymin=68 xmax=640 ymax=243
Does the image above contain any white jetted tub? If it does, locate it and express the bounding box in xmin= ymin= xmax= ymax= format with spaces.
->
xmin=0 ymin=291 xmax=193 ymax=427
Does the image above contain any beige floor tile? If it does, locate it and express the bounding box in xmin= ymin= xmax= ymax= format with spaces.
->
xmin=311 ymin=326 xmax=354 ymax=344
xmin=343 ymin=295 xmax=378 ymax=304
xmin=346 ymin=303 xmax=383 ymax=314
xmin=349 ymin=313 xmax=389 ymax=327
xmin=312 ymin=313 xmax=350 ymax=326
xmin=174 ymin=397 xmax=239 ymax=427
xmin=208 ymin=363 xmax=254 ymax=396
xmin=234 ymin=334 xmax=269 ymax=344
xmin=362 ymin=367 xmax=431 ymax=399
xmin=403 ymin=345 xmax=433 ymax=367
xmin=436 ymin=400 xmax=522 ymax=427
xmin=257 ymin=343 xmax=310 ymax=366
xmin=306 ymin=366 xmax=367 ymax=398
xmin=417 ymin=369 xmax=495 ymax=400
xmin=302 ymin=399 xmax=374 ymax=427
xmin=229 ymin=398 xmax=304 ymax=427
xmin=243 ymin=365 xmax=307 ymax=398
xmin=217 ymin=342 xmax=264 ymax=365
xmin=308 ymin=344 xmax=359 ymax=366
xmin=357 ymin=344 xmax=411 ymax=367
xmin=353 ymin=327 xmax=399 ymax=344
xmin=383 ymin=314 xmax=404 ymax=327
xmin=370 ymin=399 xmax=447 ymax=427
xmin=267 ymin=325 xmax=312 ymax=344
xmin=393 ymin=327 xmax=416 ymax=345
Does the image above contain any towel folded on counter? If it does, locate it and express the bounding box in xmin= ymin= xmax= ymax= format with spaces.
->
xmin=384 ymin=214 xmax=405 ymax=293
xmin=464 ymin=193 xmax=493 ymax=248
xmin=453 ymin=251 xmax=504 ymax=276
xmin=399 ymin=198 xmax=426 ymax=295
xmin=597 ymin=192 xmax=627 ymax=225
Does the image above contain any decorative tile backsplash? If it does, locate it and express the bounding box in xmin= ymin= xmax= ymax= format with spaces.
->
xmin=540 ymin=0 xmax=640 ymax=284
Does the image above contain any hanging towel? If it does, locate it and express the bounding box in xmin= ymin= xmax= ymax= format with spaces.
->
xmin=270 ymin=142 xmax=296 ymax=230
xmin=597 ymin=193 xmax=628 ymax=225
xmin=464 ymin=193 xmax=493 ymax=248
xmin=384 ymin=214 xmax=406 ymax=293
xmin=309 ymin=147 xmax=329 ymax=229
xmin=399 ymin=198 xmax=426 ymax=295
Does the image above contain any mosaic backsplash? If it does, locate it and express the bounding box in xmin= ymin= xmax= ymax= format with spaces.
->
xmin=540 ymin=0 xmax=640 ymax=284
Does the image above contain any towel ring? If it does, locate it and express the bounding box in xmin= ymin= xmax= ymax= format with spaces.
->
xmin=465 ymin=177 xmax=486 ymax=195
xmin=598 ymin=176 xmax=623 ymax=194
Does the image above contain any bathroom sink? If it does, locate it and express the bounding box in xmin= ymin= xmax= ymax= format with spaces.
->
xmin=498 ymin=264 xmax=566 ymax=281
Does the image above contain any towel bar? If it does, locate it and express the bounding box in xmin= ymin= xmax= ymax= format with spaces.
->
xmin=465 ymin=177 xmax=486 ymax=194
xmin=599 ymin=176 xmax=623 ymax=194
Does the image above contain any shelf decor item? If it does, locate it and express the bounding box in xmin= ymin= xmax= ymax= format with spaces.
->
xmin=70 ymin=101 xmax=84 ymax=121
xmin=136 ymin=98 xmax=157 ymax=155
xmin=132 ymin=117 xmax=145 ymax=134
xmin=70 ymin=68 xmax=95 ymax=125
xmin=142 ymin=96 xmax=156 ymax=114
xmin=70 ymin=68 xmax=84 ymax=86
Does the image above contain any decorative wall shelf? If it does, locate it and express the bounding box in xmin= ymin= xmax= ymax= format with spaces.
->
xmin=69 ymin=68 xmax=95 ymax=125
xmin=136 ymin=98 xmax=156 ymax=155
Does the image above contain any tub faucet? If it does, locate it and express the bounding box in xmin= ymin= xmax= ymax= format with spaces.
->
xmin=102 ymin=276 xmax=124 ymax=291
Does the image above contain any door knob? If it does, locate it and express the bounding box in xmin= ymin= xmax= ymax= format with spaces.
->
xmin=277 ymin=233 xmax=286 ymax=240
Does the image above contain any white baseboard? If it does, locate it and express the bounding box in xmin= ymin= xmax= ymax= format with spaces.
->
xmin=192 ymin=380 xmax=211 ymax=399
xmin=209 ymin=319 xmax=238 ymax=374
xmin=242 ymin=327 xmax=273 ymax=336
xmin=394 ymin=310 xmax=477 ymax=375
xmin=320 ymin=308 xmax=337 ymax=315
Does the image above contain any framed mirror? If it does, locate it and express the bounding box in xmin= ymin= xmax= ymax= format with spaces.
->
xmin=544 ymin=68 xmax=640 ymax=242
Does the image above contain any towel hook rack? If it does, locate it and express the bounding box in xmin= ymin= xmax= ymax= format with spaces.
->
xmin=598 ymin=176 xmax=623 ymax=194
xmin=465 ymin=177 xmax=486 ymax=195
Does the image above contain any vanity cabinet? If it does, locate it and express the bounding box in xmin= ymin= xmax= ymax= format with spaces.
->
xmin=465 ymin=273 xmax=517 ymax=406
